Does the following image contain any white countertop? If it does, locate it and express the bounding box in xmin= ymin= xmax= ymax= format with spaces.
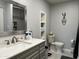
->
xmin=0 ymin=38 xmax=45 ymax=59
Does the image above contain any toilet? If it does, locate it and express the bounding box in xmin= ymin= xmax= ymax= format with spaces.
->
xmin=52 ymin=42 xmax=64 ymax=53
xmin=48 ymin=32 xmax=64 ymax=54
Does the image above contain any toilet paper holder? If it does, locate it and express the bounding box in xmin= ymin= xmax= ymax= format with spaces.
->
xmin=71 ymin=39 xmax=76 ymax=48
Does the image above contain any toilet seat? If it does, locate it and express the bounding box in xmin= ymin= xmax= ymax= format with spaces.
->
xmin=51 ymin=42 xmax=64 ymax=47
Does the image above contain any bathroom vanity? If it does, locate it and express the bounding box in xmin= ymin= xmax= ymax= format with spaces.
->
xmin=0 ymin=38 xmax=46 ymax=59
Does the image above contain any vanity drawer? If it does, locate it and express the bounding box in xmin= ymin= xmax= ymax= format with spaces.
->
xmin=10 ymin=45 xmax=39 ymax=59
xmin=27 ymin=45 xmax=40 ymax=55
xmin=39 ymin=42 xmax=45 ymax=51
xmin=31 ymin=52 xmax=40 ymax=59
xmin=39 ymin=42 xmax=45 ymax=48
xmin=30 ymin=50 xmax=40 ymax=59
xmin=40 ymin=49 xmax=46 ymax=59
xmin=23 ymin=50 xmax=39 ymax=59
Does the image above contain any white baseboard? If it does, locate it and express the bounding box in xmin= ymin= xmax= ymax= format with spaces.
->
xmin=50 ymin=48 xmax=73 ymax=58
xmin=63 ymin=48 xmax=73 ymax=58
xmin=63 ymin=48 xmax=72 ymax=53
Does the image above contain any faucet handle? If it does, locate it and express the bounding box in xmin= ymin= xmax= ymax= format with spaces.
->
xmin=5 ymin=40 xmax=10 ymax=45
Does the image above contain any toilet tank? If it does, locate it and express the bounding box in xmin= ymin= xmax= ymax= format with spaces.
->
xmin=48 ymin=32 xmax=55 ymax=43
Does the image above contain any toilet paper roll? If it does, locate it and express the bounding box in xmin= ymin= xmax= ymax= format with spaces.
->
xmin=71 ymin=39 xmax=76 ymax=48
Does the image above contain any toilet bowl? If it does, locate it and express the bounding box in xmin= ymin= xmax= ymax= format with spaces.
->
xmin=51 ymin=42 xmax=64 ymax=53
xmin=48 ymin=32 xmax=64 ymax=54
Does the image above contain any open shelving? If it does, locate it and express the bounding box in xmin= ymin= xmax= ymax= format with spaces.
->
xmin=40 ymin=11 xmax=46 ymax=40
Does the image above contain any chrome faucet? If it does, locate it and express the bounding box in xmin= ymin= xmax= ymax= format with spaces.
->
xmin=11 ymin=36 xmax=18 ymax=43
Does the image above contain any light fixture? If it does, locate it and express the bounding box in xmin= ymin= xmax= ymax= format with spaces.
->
xmin=62 ymin=12 xmax=67 ymax=25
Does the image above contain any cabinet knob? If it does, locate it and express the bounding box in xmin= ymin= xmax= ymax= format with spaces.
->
xmin=45 ymin=46 xmax=48 ymax=49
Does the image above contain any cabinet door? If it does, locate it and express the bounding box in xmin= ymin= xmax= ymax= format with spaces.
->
xmin=31 ymin=53 xmax=40 ymax=59
xmin=25 ymin=56 xmax=31 ymax=59
xmin=41 ymin=56 xmax=46 ymax=59
xmin=30 ymin=50 xmax=40 ymax=59
xmin=40 ymin=49 xmax=46 ymax=59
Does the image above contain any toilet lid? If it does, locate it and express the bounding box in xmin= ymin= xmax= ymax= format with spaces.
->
xmin=52 ymin=42 xmax=64 ymax=46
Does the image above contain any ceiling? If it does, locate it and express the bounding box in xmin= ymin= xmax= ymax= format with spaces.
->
xmin=46 ymin=0 xmax=73 ymax=4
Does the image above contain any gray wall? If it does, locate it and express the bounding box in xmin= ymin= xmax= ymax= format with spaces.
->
xmin=4 ymin=3 xmax=13 ymax=32
xmin=50 ymin=0 xmax=79 ymax=49
xmin=13 ymin=0 xmax=51 ymax=38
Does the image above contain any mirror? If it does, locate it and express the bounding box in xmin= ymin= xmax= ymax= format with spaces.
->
xmin=0 ymin=0 xmax=27 ymax=33
xmin=13 ymin=5 xmax=26 ymax=31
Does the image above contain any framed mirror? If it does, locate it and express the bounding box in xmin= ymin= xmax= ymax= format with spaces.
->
xmin=0 ymin=0 xmax=27 ymax=36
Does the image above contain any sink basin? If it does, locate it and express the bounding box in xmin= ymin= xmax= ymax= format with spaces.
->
xmin=0 ymin=41 xmax=32 ymax=49
xmin=0 ymin=42 xmax=31 ymax=57
xmin=18 ymin=39 xmax=32 ymax=44
xmin=11 ymin=42 xmax=28 ymax=48
xmin=7 ymin=41 xmax=32 ymax=48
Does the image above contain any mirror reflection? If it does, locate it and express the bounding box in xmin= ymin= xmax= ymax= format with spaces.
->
xmin=0 ymin=0 xmax=26 ymax=33
xmin=13 ymin=5 xmax=26 ymax=31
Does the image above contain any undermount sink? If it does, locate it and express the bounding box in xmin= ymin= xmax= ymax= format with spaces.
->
xmin=8 ymin=41 xmax=32 ymax=48
xmin=0 ymin=40 xmax=32 ymax=48
xmin=10 ymin=42 xmax=28 ymax=48
xmin=18 ymin=39 xmax=33 ymax=44
xmin=0 ymin=42 xmax=31 ymax=56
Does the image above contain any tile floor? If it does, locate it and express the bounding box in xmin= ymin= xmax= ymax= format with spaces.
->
xmin=48 ymin=50 xmax=61 ymax=59
xmin=48 ymin=49 xmax=73 ymax=59
xmin=48 ymin=53 xmax=61 ymax=59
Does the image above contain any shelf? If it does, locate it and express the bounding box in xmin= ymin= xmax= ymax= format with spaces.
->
xmin=40 ymin=11 xmax=46 ymax=40
xmin=41 ymin=23 xmax=45 ymax=27
xmin=41 ymin=21 xmax=46 ymax=23
xmin=40 ymin=27 xmax=45 ymax=31
xmin=41 ymin=31 xmax=45 ymax=37
xmin=41 ymin=17 xmax=45 ymax=22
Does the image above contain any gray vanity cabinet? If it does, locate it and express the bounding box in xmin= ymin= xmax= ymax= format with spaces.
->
xmin=10 ymin=41 xmax=46 ymax=59
xmin=31 ymin=51 xmax=40 ymax=59
xmin=39 ymin=42 xmax=46 ymax=59
xmin=40 ymin=49 xmax=46 ymax=59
